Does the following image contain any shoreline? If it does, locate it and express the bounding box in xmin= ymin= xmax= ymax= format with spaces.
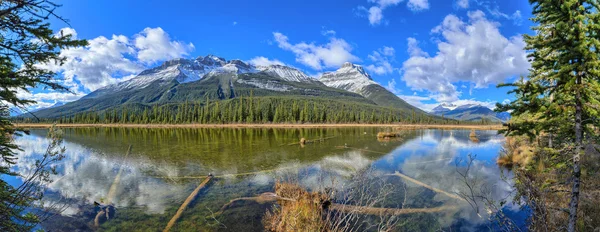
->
xmin=15 ymin=123 xmax=504 ymax=130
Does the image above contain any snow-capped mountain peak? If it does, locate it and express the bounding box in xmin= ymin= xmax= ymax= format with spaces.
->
xmin=319 ymin=62 xmax=377 ymax=95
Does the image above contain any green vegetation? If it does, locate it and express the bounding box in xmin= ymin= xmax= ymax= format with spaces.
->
xmin=0 ymin=0 xmax=87 ymax=231
xmin=496 ymin=1 xmax=600 ymax=231
xmin=18 ymin=94 xmax=475 ymax=125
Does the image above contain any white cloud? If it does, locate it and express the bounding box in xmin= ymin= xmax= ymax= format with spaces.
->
xmin=474 ymin=1 xmax=522 ymax=25
xmin=233 ymin=21 xmax=238 ymax=26
xmin=401 ymin=11 xmax=529 ymax=102
xmin=321 ymin=29 xmax=336 ymax=36
xmin=368 ymin=6 xmax=384 ymax=25
xmin=365 ymin=46 xmax=395 ymax=75
xmin=33 ymin=27 xmax=195 ymax=107
xmin=359 ymin=0 xmax=428 ymax=25
xmin=134 ymin=27 xmax=195 ymax=63
xmin=406 ymin=37 xmax=428 ymax=57
xmin=39 ymin=32 xmax=143 ymax=92
xmin=247 ymin=56 xmax=285 ymax=66
xmin=273 ymin=32 xmax=359 ymax=70
xmin=15 ymin=89 xmax=86 ymax=111
xmin=385 ymin=78 xmax=400 ymax=94
xmin=457 ymin=0 xmax=469 ymax=9
xmin=397 ymin=94 xmax=437 ymax=111
xmin=57 ymin=27 xmax=78 ymax=39
xmin=407 ymin=0 xmax=429 ymax=11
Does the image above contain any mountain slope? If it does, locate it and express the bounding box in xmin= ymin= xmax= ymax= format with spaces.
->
xmin=30 ymin=57 xmax=377 ymax=119
xmin=319 ymin=62 xmax=422 ymax=112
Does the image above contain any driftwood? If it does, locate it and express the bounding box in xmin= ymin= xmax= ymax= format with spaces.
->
xmin=106 ymin=145 xmax=132 ymax=204
xmin=385 ymin=171 xmax=464 ymax=202
xmin=95 ymin=145 xmax=132 ymax=227
xmin=335 ymin=146 xmax=388 ymax=155
xmin=283 ymin=136 xmax=337 ymax=146
xmin=329 ymin=204 xmax=456 ymax=216
xmin=163 ymin=176 xmax=213 ymax=232
xmin=216 ymin=191 xmax=456 ymax=216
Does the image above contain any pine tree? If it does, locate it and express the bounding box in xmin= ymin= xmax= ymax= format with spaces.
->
xmin=497 ymin=1 xmax=600 ymax=230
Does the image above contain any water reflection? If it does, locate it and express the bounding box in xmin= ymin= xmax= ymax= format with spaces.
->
xmin=7 ymin=127 xmax=521 ymax=231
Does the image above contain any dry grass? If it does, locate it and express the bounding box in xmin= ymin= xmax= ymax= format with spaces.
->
xmin=263 ymin=182 xmax=329 ymax=232
xmin=496 ymin=136 xmax=535 ymax=169
xmin=469 ymin=130 xmax=480 ymax=143
xmin=376 ymin=132 xmax=400 ymax=139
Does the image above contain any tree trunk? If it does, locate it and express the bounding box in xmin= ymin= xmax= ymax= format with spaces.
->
xmin=567 ymin=76 xmax=582 ymax=232
xmin=548 ymin=132 xmax=553 ymax=148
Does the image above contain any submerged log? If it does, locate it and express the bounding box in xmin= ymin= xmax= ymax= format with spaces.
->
xmin=329 ymin=204 xmax=456 ymax=216
xmin=106 ymin=145 xmax=132 ymax=204
xmin=385 ymin=171 xmax=464 ymax=202
xmin=164 ymin=175 xmax=213 ymax=232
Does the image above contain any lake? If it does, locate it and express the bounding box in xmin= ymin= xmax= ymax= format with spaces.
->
xmin=8 ymin=127 xmax=527 ymax=231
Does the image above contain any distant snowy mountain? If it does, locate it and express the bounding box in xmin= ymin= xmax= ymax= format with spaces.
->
xmin=430 ymin=103 xmax=510 ymax=122
xmin=431 ymin=103 xmax=457 ymax=114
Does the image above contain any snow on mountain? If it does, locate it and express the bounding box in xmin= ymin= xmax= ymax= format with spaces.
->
xmin=84 ymin=55 xmax=327 ymax=100
xmin=318 ymin=62 xmax=378 ymax=95
xmin=256 ymin=65 xmax=315 ymax=83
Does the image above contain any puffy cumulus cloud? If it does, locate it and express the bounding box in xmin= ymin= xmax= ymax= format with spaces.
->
xmin=406 ymin=37 xmax=428 ymax=57
xmin=398 ymin=94 xmax=438 ymax=111
xmin=401 ymin=11 xmax=529 ymax=102
xmin=457 ymin=0 xmax=469 ymax=8
xmin=407 ymin=0 xmax=429 ymax=11
xmin=33 ymin=27 xmax=194 ymax=107
xmin=15 ymin=89 xmax=86 ymax=111
xmin=358 ymin=0 xmax=428 ymax=25
xmin=368 ymin=6 xmax=384 ymax=25
xmin=38 ymin=32 xmax=143 ymax=92
xmin=273 ymin=32 xmax=359 ymax=70
xmin=247 ymin=56 xmax=285 ymax=66
xmin=366 ymin=46 xmax=395 ymax=75
xmin=134 ymin=27 xmax=195 ymax=63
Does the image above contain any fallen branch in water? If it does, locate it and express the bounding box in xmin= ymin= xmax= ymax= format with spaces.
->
xmin=385 ymin=171 xmax=465 ymax=202
xmin=164 ymin=175 xmax=213 ymax=232
xmin=106 ymin=145 xmax=132 ymax=204
xmin=283 ymin=136 xmax=337 ymax=146
xmin=329 ymin=204 xmax=456 ymax=216
xmin=335 ymin=146 xmax=388 ymax=155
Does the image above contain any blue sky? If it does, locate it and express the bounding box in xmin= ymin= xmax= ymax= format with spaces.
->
xmin=23 ymin=0 xmax=533 ymax=111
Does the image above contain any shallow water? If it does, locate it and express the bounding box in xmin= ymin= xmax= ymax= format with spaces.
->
xmin=7 ymin=127 xmax=527 ymax=231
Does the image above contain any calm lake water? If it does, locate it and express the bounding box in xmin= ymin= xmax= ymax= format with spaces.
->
xmin=8 ymin=127 xmax=527 ymax=231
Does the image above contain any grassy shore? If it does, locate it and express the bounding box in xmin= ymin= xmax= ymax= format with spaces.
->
xmin=15 ymin=123 xmax=504 ymax=130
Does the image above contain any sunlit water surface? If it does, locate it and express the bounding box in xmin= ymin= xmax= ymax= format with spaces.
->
xmin=7 ymin=127 xmax=528 ymax=231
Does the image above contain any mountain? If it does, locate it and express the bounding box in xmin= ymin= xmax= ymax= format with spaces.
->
xmin=430 ymin=103 xmax=457 ymax=115
xmin=27 ymin=55 xmax=441 ymax=123
xmin=430 ymin=103 xmax=510 ymax=122
xmin=28 ymin=56 xmax=382 ymax=119
xmin=319 ymin=62 xmax=422 ymax=112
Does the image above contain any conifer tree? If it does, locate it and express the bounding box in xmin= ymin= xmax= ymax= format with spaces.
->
xmin=497 ymin=1 xmax=600 ymax=230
